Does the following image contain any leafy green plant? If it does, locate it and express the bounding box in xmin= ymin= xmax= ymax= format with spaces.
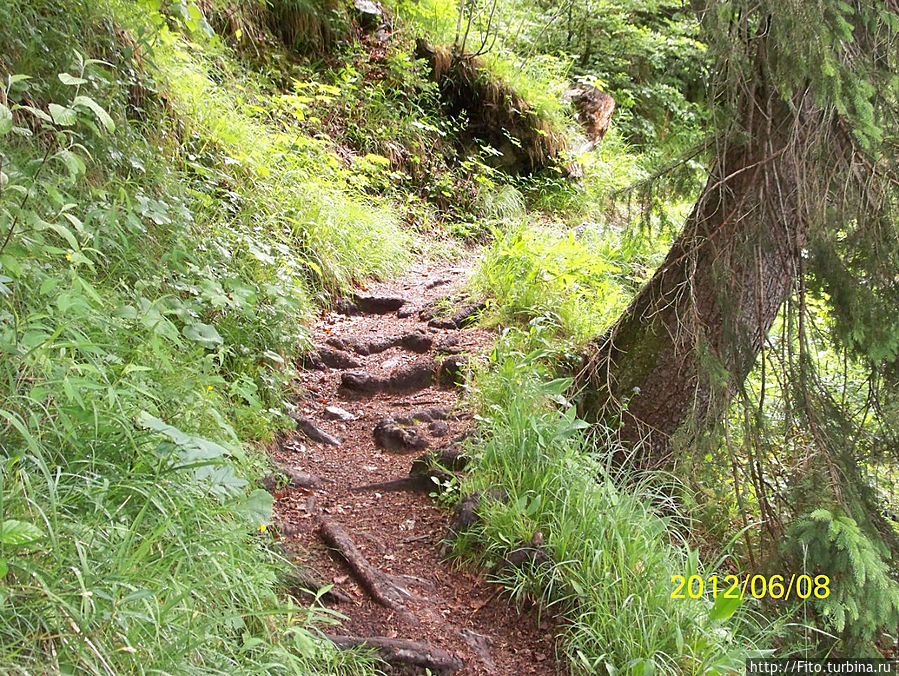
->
xmin=0 ymin=0 xmax=410 ymax=671
xmin=474 ymin=222 xmax=636 ymax=342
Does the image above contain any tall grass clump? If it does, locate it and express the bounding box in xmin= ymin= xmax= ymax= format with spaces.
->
xmin=474 ymin=223 xmax=637 ymax=343
xmin=453 ymin=326 xmax=772 ymax=674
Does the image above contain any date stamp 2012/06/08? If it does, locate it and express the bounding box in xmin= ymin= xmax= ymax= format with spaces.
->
xmin=670 ymin=574 xmax=831 ymax=600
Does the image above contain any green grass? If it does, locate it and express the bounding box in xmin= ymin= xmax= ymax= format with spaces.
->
xmin=0 ymin=0 xmax=415 ymax=672
xmin=451 ymin=326 xmax=774 ymax=674
xmin=152 ymin=28 xmax=412 ymax=297
xmin=473 ymin=222 xmax=636 ymax=342
xmin=458 ymin=127 xmax=772 ymax=669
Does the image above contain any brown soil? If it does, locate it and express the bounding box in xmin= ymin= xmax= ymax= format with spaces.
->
xmin=271 ymin=258 xmax=565 ymax=675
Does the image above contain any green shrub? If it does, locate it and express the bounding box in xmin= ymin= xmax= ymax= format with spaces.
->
xmin=474 ymin=223 xmax=635 ymax=342
xmin=783 ymin=509 xmax=899 ymax=654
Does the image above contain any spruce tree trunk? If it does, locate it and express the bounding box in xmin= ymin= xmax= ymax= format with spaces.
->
xmin=580 ymin=81 xmax=814 ymax=467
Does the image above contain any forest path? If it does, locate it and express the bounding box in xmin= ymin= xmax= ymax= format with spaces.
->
xmin=270 ymin=256 xmax=563 ymax=675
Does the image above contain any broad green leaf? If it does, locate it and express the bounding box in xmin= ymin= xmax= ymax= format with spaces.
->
xmin=182 ymin=322 xmax=223 ymax=348
xmin=137 ymin=412 xmax=231 ymax=462
xmin=47 ymin=222 xmax=79 ymax=249
xmin=236 ymin=489 xmax=274 ymax=527
xmin=113 ymin=304 xmax=138 ymax=319
xmin=0 ymin=105 xmax=12 ymax=135
xmin=72 ymin=95 xmax=115 ymax=133
xmin=196 ymin=465 xmax=247 ymax=495
xmin=0 ymin=519 xmax=45 ymax=546
xmin=0 ymin=559 xmax=7 ymax=577
xmin=61 ymin=212 xmax=84 ymax=232
xmin=709 ymin=590 xmax=742 ymax=621
xmin=48 ymin=103 xmax=77 ymax=126
xmin=17 ymin=105 xmax=52 ymax=123
xmin=54 ymin=150 xmax=86 ymax=178
xmin=58 ymin=72 xmax=88 ymax=86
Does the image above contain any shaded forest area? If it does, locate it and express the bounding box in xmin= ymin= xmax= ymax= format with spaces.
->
xmin=1 ymin=0 xmax=898 ymax=673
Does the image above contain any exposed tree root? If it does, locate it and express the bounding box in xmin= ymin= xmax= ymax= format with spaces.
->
xmin=325 ymin=634 xmax=464 ymax=675
xmin=317 ymin=518 xmax=410 ymax=611
xmin=351 ymin=468 xmax=452 ymax=494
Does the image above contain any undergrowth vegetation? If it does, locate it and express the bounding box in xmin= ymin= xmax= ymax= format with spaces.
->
xmin=0 ymin=0 xmax=412 ymax=671
xmin=453 ymin=325 xmax=771 ymax=673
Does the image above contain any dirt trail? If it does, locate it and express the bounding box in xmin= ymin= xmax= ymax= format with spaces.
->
xmin=270 ymin=258 xmax=563 ymax=675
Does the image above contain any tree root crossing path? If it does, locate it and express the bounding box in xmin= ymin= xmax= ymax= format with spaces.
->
xmin=269 ymin=259 xmax=563 ymax=675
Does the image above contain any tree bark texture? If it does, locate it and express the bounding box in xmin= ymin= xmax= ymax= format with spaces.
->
xmin=579 ymin=81 xmax=817 ymax=467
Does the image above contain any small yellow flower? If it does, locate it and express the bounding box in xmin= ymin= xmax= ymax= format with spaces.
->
xmin=207 ymin=385 xmax=213 ymax=391
xmin=259 ymin=524 xmax=267 ymax=532
xmin=65 ymin=253 xmax=72 ymax=261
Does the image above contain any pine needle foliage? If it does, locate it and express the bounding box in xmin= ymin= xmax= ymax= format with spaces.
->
xmin=783 ymin=509 xmax=899 ymax=653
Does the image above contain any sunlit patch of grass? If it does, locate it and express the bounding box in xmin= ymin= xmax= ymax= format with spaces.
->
xmin=154 ymin=30 xmax=412 ymax=295
xmin=473 ymin=222 xmax=636 ymax=343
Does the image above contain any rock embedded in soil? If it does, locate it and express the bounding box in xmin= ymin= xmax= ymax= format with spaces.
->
xmin=386 ymin=359 xmax=436 ymax=392
xmin=339 ymin=371 xmax=381 ymax=394
xmin=428 ymin=317 xmax=458 ymax=330
xmin=436 ymin=334 xmax=462 ymax=353
xmin=332 ymin=298 xmax=359 ymax=316
xmin=323 ymin=405 xmax=356 ymax=422
xmin=450 ymin=301 xmax=486 ymax=328
xmin=503 ymin=532 xmax=552 ymax=571
xmin=290 ymin=413 xmax=342 ymax=446
xmin=422 ymin=299 xmax=486 ymax=330
xmin=325 ymin=336 xmax=352 ymax=352
xmin=352 ymin=0 xmax=383 ymax=30
xmin=399 ymin=330 xmax=433 ymax=353
xmin=428 ymin=420 xmax=450 ymax=437
xmin=352 ymin=336 xmax=396 ymax=356
xmin=438 ymin=355 xmax=469 ymax=387
xmin=411 ymin=446 xmax=470 ymax=474
xmin=334 ymin=330 xmax=434 ymax=356
xmin=393 ymin=406 xmax=450 ymax=427
xmin=460 ymin=629 xmax=495 ymax=672
xmin=453 ymin=429 xmax=478 ymax=444
xmin=418 ymin=302 xmax=440 ymax=322
xmin=448 ymin=488 xmax=509 ymax=537
xmin=355 ymin=295 xmax=408 ymax=314
xmin=411 ymin=406 xmax=450 ymax=422
xmin=373 ymin=417 xmax=430 ymax=452
xmin=340 ymin=358 xmax=437 ymax=396
xmin=314 ymin=347 xmax=361 ymax=370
